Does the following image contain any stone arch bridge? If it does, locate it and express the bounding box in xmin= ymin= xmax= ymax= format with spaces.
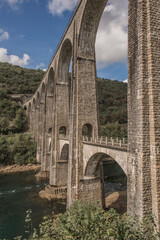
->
xmin=24 ymin=0 xmax=160 ymax=222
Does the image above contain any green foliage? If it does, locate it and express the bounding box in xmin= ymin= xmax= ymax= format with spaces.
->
xmin=101 ymin=121 xmax=127 ymax=138
xmin=97 ymin=78 xmax=127 ymax=137
xmin=22 ymin=201 xmax=160 ymax=240
xmin=0 ymin=134 xmax=37 ymax=165
xmin=0 ymin=90 xmax=28 ymax=134
xmin=0 ymin=62 xmax=44 ymax=94
xmin=12 ymin=109 xmax=28 ymax=133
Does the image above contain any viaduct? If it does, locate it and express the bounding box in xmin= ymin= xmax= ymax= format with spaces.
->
xmin=24 ymin=0 xmax=160 ymax=221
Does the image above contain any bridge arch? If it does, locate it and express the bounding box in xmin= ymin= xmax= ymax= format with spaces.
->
xmin=36 ymin=92 xmax=40 ymax=107
xmin=32 ymin=98 xmax=36 ymax=111
xmin=40 ymin=82 xmax=46 ymax=103
xmin=58 ymin=38 xmax=72 ymax=83
xmin=28 ymin=102 xmax=31 ymax=113
xmin=60 ymin=143 xmax=69 ymax=161
xmin=47 ymin=67 xmax=55 ymax=97
xmin=85 ymin=152 xmax=127 ymax=177
xmin=82 ymin=123 xmax=93 ymax=138
xmin=78 ymin=0 xmax=107 ymax=56
xmin=84 ymin=151 xmax=127 ymax=212
xmin=59 ymin=126 xmax=67 ymax=136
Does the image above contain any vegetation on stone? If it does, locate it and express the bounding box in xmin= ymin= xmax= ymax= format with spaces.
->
xmin=17 ymin=201 xmax=159 ymax=240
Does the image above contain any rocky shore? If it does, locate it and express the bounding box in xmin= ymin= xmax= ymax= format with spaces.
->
xmin=0 ymin=164 xmax=41 ymax=174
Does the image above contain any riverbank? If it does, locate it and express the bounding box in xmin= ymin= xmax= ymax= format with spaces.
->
xmin=0 ymin=163 xmax=41 ymax=174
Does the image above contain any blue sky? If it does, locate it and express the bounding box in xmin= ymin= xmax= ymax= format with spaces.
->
xmin=0 ymin=0 xmax=128 ymax=82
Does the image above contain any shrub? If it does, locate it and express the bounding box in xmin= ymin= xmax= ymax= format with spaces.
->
xmin=0 ymin=134 xmax=36 ymax=165
xmin=22 ymin=201 xmax=160 ymax=240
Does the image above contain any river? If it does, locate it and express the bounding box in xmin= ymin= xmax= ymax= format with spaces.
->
xmin=0 ymin=171 xmax=66 ymax=240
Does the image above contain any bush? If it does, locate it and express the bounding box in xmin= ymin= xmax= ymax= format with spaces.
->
xmin=0 ymin=90 xmax=28 ymax=134
xmin=22 ymin=201 xmax=160 ymax=240
xmin=0 ymin=134 xmax=37 ymax=165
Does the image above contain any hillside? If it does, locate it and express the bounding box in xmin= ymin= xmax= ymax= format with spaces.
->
xmin=0 ymin=62 xmax=127 ymax=137
xmin=0 ymin=62 xmax=44 ymax=94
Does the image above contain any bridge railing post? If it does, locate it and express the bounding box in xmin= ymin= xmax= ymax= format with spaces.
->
xmin=83 ymin=135 xmax=85 ymax=141
xmin=106 ymin=137 xmax=108 ymax=145
xmin=123 ymin=138 xmax=125 ymax=144
xmin=119 ymin=139 xmax=122 ymax=147
xmin=112 ymin=139 xmax=115 ymax=146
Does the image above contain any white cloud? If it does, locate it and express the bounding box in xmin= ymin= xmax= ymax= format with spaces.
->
xmin=36 ymin=63 xmax=47 ymax=71
xmin=47 ymin=0 xmax=127 ymax=68
xmin=0 ymin=48 xmax=30 ymax=67
xmin=95 ymin=0 xmax=128 ymax=68
xmin=48 ymin=0 xmax=78 ymax=16
xmin=0 ymin=29 xmax=9 ymax=42
xmin=123 ymin=79 xmax=128 ymax=83
xmin=6 ymin=0 xmax=23 ymax=9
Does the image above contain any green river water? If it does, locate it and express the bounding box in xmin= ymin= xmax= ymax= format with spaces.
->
xmin=0 ymin=172 xmax=66 ymax=240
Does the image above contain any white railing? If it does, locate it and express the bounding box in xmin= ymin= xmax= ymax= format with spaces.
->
xmin=82 ymin=136 xmax=128 ymax=148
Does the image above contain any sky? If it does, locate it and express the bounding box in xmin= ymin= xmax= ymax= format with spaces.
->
xmin=0 ymin=0 xmax=128 ymax=82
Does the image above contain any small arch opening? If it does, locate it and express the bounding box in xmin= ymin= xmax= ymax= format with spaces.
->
xmin=24 ymin=105 xmax=27 ymax=111
xmin=82 ymin=123 xmax=93 ymax=138
xmin=48 ymin=128 xmax=52 ymax=134
xmin=60 ymin=144 xmax=69 ymax=161
xmin=49 ymin=141 xmax=51 ymax=153
xmin=59 ymin=126 xmax=66 ymax=136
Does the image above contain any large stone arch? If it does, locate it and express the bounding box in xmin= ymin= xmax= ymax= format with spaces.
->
xmin=47 ymin=67 xmax=55 ymax=96
xmin=36 ymin=91 xmax=40 ymax=107
xmin=32 ymin=97 xmax=36 ymax=111
xmin=40 ymin=82 xmax=46 ymax=103
xmin=78 ymin=0 xmax=107 ymax=56
xmin=58 ymin=38 xmax=72 ymax=83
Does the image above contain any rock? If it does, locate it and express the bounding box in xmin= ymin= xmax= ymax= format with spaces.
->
xmin=105 ymin=190 xmax=127 ymax=214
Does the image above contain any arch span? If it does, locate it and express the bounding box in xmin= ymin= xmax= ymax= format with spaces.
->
xmin=60 ymin=144 xmax=69 ymax=161
xmin=58 ymin=39 xmax=72 ymax=83
xmin=83 ymin=143 xmax=128 ymax=175
xmin=47 ymin=67 xmax=55 ymax=97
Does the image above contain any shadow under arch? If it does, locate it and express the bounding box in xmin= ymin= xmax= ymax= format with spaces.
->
xmin=78 ymin=0 xmax=107 ymax=56
xmin=85 ymin=152 xmax=127 ymax=213
xmin=36 ymin=91 xmax=40 ymax=107
xmin=47 ymin=67 xmax=55 ymax=97
xmin=59 ymin=126 xmax=67 ymax=136
xmin=82 ymin=123 xmax=93 ymax=138
xmin=60 ymin=144 xmax=69 ymax=160
xmin=28 ymin=102 xmax=31 ymax=113
xmin=32 ymin=98 xmax=36 ymax=111
xmin=58 ymin=38 xmax=72 ymax=83
xmin=40 ymin=82 xmax=45 ymax=103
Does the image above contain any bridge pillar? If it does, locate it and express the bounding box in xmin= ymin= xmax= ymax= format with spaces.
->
xmin=128 ymin=0 xmax=160 ymax=220
xmin=67 ymin=23 xmax=99 ymax=206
